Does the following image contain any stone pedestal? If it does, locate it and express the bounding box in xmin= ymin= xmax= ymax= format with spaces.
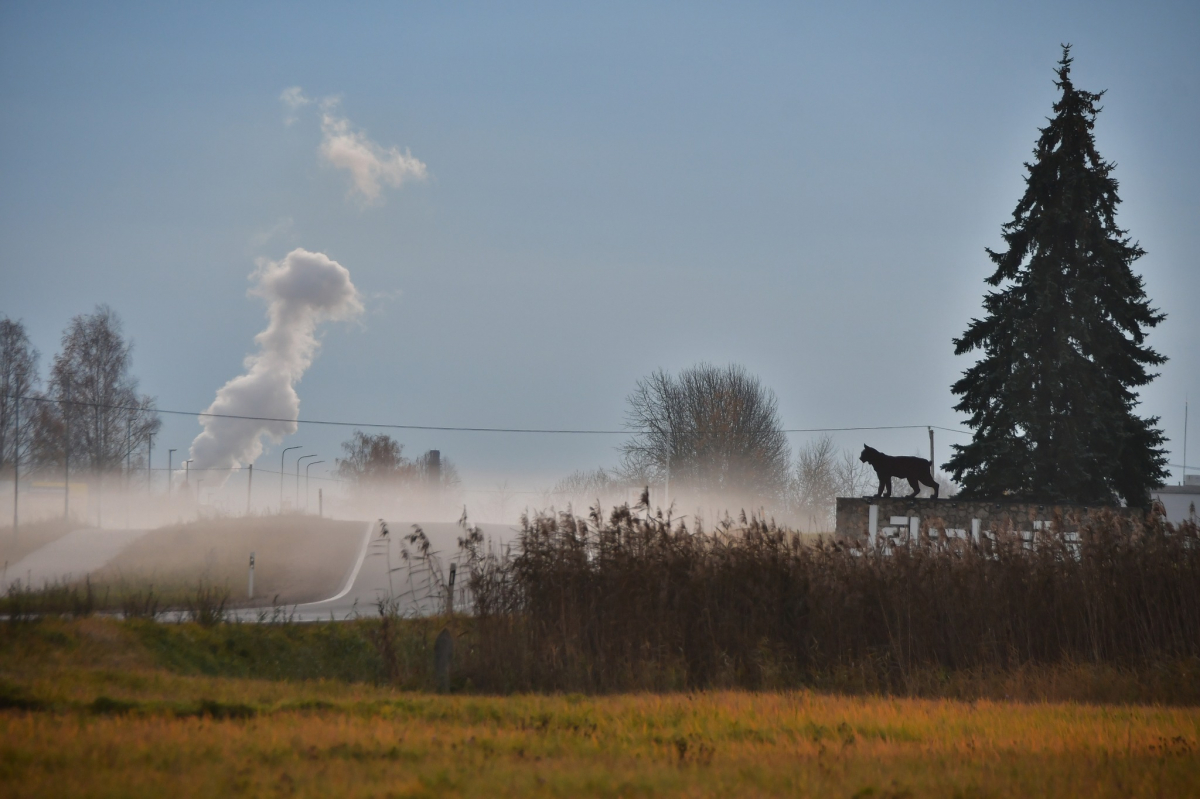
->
xmin=834 ymin=496 xmax=1140 ymax=545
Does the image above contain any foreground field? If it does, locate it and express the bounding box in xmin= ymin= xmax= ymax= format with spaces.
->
xmin=1 ymin=620 xmax=1198 ymax=797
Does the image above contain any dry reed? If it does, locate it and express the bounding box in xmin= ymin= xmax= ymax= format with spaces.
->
xmin=456 ymin=494 xmax=1200 ymax=694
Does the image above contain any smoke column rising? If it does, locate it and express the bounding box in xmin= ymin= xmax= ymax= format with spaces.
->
xmin=188 ymin=249 xmax=363 ymax=482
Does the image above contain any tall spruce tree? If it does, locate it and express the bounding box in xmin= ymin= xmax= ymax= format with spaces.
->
xmin=946 ymin=46 xmax=1167 ymax=506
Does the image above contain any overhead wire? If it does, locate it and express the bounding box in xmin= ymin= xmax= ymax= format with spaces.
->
xmin=6 ymin=394 xmax=972 ymax=436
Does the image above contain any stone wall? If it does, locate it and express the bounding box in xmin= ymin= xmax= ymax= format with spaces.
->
xmin=834 ymin=496 xmax=1141 ymax=546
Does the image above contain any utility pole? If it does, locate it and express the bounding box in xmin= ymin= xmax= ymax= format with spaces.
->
xmin=126 ymin=418 xmax=132 ymax=529
xmin=280 ymin=446 xmax=301 ymax=512
xmin=246 ymin=463 xmax=253 ymax=515
xmin=12 ymin=395 xmax=18 ymax=536
xmin=167 ymin=449 xmax=176 ymax=495
xmin=929 ymin=427 xmax=934 ymax=467
xmin=662 ymin=429 xmax=674 ymax=512
xmin=305 ymin=460 xmax=324 ymax=511
xmin=297 ymin=454 xmax=318 ymax=508
xmin=318 ymin=488 xmax=323 ymax=518
xmin=95 ymin=401 xmax=101 ymax=528
xmin=63 ymin=383 xmax=70 ymax=520
xmin=147 ymin=433 xmax=153 ymax=495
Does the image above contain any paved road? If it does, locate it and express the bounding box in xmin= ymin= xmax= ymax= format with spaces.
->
xmin=4 ymin=518 xmax=515 ymax=621
xmin=2 ymin=527 xmax=151 ymax=592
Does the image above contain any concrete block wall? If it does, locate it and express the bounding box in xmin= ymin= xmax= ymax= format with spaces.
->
xmin=834 ymin=496 xmax=1142 ymax=547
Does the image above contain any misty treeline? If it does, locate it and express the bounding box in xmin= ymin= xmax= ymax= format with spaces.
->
xmin=1 ymin=307 xmax=160 ymax=484
xmin=336 ymin=427 xmax=460 ymax=494
xmin=545 ymin=362 xmax=952 ymax=531
xmin=448 ymin=499 xmax=1200 ymax=694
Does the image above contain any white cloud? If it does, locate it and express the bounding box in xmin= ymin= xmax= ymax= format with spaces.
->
xmin=320 ymin=112 xmax=427 ymax=203
xmin=280 ymin=86 xmax=428 ymax=204
xmin=250 ymin=217 xmax=294 ymax=247
xmin=279 ymin=86 xmax=311 ymax=125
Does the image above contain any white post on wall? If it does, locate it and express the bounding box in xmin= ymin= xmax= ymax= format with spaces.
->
xmin=909 ymin=516 xmax=920 ymax=544
xmin=868 ymin=504 xmax=878 ymax=548
xmin=971 ymin=518 xmax=981 ymax=545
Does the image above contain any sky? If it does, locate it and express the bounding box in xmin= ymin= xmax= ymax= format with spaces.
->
xmin=2 ymin=1 xmax=1198 ymax=503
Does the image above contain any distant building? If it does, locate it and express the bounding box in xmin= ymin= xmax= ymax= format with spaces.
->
xmin=1152 ymin=475 xmax=1200 ymax=524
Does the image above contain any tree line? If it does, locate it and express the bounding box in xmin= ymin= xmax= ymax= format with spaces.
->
xmin=1 ymin=306 xmax=161 ymax=483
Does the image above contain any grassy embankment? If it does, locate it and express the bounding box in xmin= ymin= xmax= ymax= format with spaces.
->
xmin=1 ymin=515 xmax=366 ymax=614
xmin=2 ymin=618 xmax=1198 ymax=798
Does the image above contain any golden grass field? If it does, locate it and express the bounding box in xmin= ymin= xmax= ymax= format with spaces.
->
xmin=2 ymin=619 xmax=1198 ymax=798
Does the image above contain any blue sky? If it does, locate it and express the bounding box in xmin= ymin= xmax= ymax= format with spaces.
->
xmin=2 ymin=1 xmax=1197 ymax=494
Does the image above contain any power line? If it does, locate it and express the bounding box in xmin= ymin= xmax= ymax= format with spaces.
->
xmin=6 ymin=393 xmax=971 ymax=437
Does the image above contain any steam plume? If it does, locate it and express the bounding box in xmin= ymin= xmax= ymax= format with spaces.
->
xmin=188 ymin=249 xmax=363 ymax=482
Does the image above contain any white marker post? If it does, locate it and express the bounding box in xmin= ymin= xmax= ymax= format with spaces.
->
xmin=248 ymin=551 xmax=255 ymax=599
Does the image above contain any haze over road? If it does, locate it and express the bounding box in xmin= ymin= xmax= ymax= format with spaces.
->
xmin=251 ymin=520 xmax=514 ymax=622
xmin=2 ymin=528 xmax=151 ymax=592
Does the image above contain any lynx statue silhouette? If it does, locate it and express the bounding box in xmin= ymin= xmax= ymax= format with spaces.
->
xmin=859 ymin=444 xmax=939 ymax=499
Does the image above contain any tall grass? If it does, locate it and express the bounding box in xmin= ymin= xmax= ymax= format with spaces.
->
xmin=457 ymin=493 xmax=1200 ymax=693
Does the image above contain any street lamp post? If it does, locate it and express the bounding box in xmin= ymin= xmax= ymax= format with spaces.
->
xmin=183 ymin=460 xmax=193 ymax=495
xmin=305 ymin=461 xmax=324 ymax=511
xmin=296 ymin=455 xmax=318 ymax=508
xmin=280 ymin=446 xmax=301 ymax=512
xmin=168 ymin=449 xmax=177 ymax=495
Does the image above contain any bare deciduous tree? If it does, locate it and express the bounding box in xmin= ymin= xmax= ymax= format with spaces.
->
xmin=0 ymin=317 xmax=40 ymax=477
xmin=32 ymin=306 xmax=160 ymax=473
xmin=620 ymin=363 xmax=791 ymax=505
xmin=834 ymin=447 xmax=875 ymax=498
xmin=547 ymin=467 xmax=633 ymax=513
xmin=793 ymin=435 xmax=839 ymax=530
xmin=792 ymin=436 xmax=889 ymax=531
